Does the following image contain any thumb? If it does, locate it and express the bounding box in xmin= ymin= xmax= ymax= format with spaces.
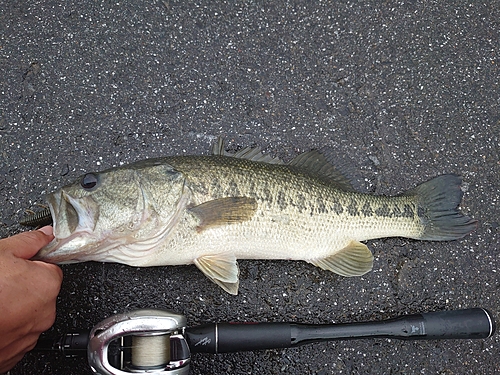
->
xmin=0 ymin=226 xmax=55 ymax=259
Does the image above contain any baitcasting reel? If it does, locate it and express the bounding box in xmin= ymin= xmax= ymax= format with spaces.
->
xmin=88 ymin=309 xmax=190 ymax=375
xmin=36 ymin=308 xmax=496 ymax=375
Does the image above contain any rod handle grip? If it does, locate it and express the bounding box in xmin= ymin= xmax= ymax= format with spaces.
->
xmin=419 ymin=308 xmax=495 ymax=339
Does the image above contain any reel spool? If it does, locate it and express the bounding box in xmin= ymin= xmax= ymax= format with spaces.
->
xmin=88 ymin=309 xmax=190 ymax=375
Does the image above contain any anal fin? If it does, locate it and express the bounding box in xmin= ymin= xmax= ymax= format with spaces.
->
xmin=309 ymin=241 xmax=373 ymax=277
xmin=194 ymin=253 xmax=240 ymax=295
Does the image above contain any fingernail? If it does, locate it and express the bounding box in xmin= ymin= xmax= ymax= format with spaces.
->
xmin=38 ymin=225 xmax=54 ymax=236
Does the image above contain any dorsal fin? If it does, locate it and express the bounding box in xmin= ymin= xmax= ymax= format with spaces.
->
xmin=212 ymin=138 xmax=356 ymax=190
xmin=212 ymin=137 xmax=283 ymax=164
xmin=212 ymin=137 xmax=226 ymax=155
xmin=289 ymin=149 xmax=355 ymax=191
xmin=231 ymin=146 xmax=283 ymax=164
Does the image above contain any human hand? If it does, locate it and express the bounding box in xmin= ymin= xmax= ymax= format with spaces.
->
xmin=0 ymin=227 xmax=63 ymax=373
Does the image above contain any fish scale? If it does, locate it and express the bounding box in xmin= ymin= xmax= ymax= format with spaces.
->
xmin=32 ymin=140 xmax=477 ymax=294
xmin=171 ymin=155 xmax=422 ymax=241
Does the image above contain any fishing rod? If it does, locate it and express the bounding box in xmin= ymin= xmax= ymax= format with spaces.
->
xmin=34 ymin=308 xmax=495 ymax=375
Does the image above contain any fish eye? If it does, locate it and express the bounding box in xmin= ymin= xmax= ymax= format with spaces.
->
xmin=81 ymin=173 xmax=99 ymax=190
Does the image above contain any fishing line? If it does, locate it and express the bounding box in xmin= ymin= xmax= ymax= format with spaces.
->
xmin=130 ymin=334 xmax=171 ymax=369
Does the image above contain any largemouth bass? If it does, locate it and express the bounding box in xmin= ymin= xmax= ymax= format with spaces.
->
xmin=34 ymin=139 xmax=477 ymax=294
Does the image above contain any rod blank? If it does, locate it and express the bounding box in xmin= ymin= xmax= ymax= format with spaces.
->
xmin=185 ymin=308 xmax=496 ymax=353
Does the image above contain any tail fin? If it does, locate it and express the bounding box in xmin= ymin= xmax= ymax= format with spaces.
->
xmin=405 ymin=174 xmax=477 ymax=240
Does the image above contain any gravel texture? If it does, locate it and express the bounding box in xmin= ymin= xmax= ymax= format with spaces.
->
xmin=1 ymin=1 xmax=498 ymax=374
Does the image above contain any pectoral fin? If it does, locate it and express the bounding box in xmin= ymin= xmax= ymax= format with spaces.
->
xmin=194 ymin=253 xmax=240 ymax=294
xmin=188 ymin=197 xmax=258 ymax=232
xmin=309 ymin=241 xmax=373 ymax=277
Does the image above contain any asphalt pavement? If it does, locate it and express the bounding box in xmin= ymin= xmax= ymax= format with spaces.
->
xmin=1 ymin=1 xmax=499 ymax=374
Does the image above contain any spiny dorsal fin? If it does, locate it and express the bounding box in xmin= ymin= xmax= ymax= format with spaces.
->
xmin=212 ymin=137 xmax=226 ymax=155
xmin=188 ymin=197 xmax=258 ymax=232
xmin=232 ymin=146 xmax=283 ymax=164
xmin=194 ymin=253 xmax=240 ymax=294
xmin=213 ymin=138 xmax=356 ymax=188
xmin=289 ymin=149 xmax=355 ymax=191
xmin=212 ymin=137 xmax=283 ymax=164
xmin=308 ymin=240 xmax=373 ymax=277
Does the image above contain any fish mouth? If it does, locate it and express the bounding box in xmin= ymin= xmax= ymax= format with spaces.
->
xmin=33 ymin=180 xmax=191 ymax=266
xmin=33 ymin=191 xmax=100 ymax=264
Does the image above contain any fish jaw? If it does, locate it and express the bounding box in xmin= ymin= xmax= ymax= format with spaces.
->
xmin=34 ymin=232 xmax=102 ymax=264
xmin=33 ymin=188 xmax=151 ymax=264
xmin=33 ymin=190 xmax=102 ymax=263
